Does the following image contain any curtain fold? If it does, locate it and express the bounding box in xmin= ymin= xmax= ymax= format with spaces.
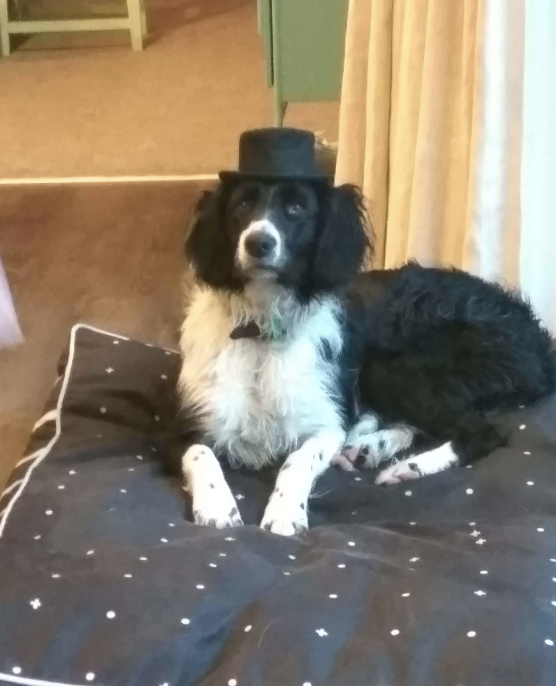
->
xmin=336 ymin=0 xmax=556 ymax=330
xmin=336 ymin=0 xmax=393 ymax=265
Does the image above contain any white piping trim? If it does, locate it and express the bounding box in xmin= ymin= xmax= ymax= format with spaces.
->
xmin=0 ymin=672 xmax=96 ymax=686
xmin=0 ymin=323 xmax=133 ymax=538
xmin=0 ymin=174 xmax=217 ymax=186
xmin=16 ymin=450 xmax=43 ymax=467
xmin=33 ymin=410 xmax=58 ymax=432
xmin=1 ymin=479 xmax=24 ymax=497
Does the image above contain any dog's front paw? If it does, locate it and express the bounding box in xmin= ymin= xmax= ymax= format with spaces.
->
xmin=192 ymin=489 xmax=243 ymax=528
xmin=260 ymin=499 xmax=308 ymax=537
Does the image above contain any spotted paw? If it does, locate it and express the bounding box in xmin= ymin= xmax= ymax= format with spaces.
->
xmin=192 ymin=491 xmax=243 ymax=528
xmin=331 ymin=448 xmax=358 ymax=472
xmin=333 ymin=444 xmax=377 ymax=470
xmin=260 ymin=500 xmax=308 ymax=537
xmin=375 ymin=460 xmax=421 ymax=485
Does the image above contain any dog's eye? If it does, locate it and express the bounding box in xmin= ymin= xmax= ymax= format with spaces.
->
xmin=286 ymin=203 xmax=303 ymax=216
xmin=237 ymin=198 xmax=252 ymax=211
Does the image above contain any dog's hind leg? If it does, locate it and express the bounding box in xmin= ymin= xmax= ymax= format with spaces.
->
xmin=332 ymin=413 xmax=416 ymax=470
xmin=375 ymin=418 xmax=506 ymax=484
xmin=375 ymin=441 xmax=458 ymax=484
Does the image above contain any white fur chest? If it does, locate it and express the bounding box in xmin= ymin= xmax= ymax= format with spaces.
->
xmin=178 ymin=287 xmax=344 ymax=468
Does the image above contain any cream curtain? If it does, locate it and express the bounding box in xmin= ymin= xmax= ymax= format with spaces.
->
xmin=336 ymin=0 xmax=556 ymax=331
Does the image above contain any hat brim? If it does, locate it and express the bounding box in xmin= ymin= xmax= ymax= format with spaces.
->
xmin=218 ymin=171 xmax=331 ymax=184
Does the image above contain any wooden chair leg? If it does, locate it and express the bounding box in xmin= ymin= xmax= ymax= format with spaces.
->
xmin=126 ymin=0 xmax=143 ymax=51
xmin=139 ymin=0 xmax=148 ymax=38
xmin=0 ymin=0 xmax=11 ymax=57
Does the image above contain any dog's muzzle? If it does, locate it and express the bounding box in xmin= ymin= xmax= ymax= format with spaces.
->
xmin=238 ymin=220 xmax=282 ymax=271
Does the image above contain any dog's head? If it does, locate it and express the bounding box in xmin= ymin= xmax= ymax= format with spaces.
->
xmin=185 ymin=179 xmax=372 ymax=299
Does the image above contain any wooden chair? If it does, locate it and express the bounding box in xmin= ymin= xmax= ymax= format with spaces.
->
xmin=0 ymin=0 xmax=147 ymax=57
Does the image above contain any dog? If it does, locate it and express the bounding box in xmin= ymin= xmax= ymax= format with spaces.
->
xmin=174 ymin=128 xmax=556 ymax=536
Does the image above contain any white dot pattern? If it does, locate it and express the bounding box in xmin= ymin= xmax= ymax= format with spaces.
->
xmin=11 ymin=335 xmax=556 ymax=681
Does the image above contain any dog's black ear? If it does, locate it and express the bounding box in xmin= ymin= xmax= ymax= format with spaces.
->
xmin=311 ymin=184 xmax=372 ymax=291
xmin=185 ymin=185 xmax=238 ymax=289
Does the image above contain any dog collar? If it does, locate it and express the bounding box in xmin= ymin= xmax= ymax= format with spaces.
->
xmin=230 ymin=315 xmax=286 ymax=343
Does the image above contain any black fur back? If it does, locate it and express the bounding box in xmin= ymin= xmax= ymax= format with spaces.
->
xmin=347 ymin=263 xmax=556 ymax=463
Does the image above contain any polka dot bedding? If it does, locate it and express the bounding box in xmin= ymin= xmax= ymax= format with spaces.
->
xmin=1 ymin=324 xmax=556 ymax=686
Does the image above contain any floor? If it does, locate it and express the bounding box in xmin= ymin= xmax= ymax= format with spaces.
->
xmin=0 ymin=0 xmax=339 ymax=178
xmin=0 ymin=181 xmax=206 ymax=487
xmin=0 ymin=0 xmax=341 ymax=487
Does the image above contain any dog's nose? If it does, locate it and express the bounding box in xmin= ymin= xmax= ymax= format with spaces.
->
xmin=244 ymin=231 xmax=277 ymax=259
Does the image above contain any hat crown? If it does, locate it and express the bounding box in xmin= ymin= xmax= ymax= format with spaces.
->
xmin=222 ymin=127 xmax=327 ymax=181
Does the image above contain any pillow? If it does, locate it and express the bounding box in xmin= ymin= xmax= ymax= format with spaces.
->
xmin=1 ymin=323 xmax=556 ymax=686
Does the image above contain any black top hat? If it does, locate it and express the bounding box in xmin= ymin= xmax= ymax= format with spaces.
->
xmin=219 ymin=128 xmax=329 ymax=183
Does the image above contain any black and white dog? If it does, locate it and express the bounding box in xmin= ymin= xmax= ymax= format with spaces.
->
xmin=176 ymin=129 xmax=556 ymax=536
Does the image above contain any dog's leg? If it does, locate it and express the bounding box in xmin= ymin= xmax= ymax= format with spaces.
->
xmin=332 ymin=413 xmax=415 ymax=470
xmin=182 ymin=444 xmax=243 ymax=528
xmin=375 ymin=441 xmax=458 ymax=484
xmin=260 ymin=430 xmax=345 ymax=536
xmin=376 ymin=418 xmax=506 ymax=484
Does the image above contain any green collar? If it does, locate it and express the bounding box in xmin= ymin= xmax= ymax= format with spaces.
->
xmin=229 ymin=314 xmax=287 ymax=343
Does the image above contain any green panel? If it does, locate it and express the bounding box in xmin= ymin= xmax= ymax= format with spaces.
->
xmin=271 ymin=0 xmax=349 ymax=103
xmin=257 ymin=0 xmax=274 ymax=87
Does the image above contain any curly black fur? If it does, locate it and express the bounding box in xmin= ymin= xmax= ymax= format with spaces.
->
xmin=348 ymin=263 xmax=556 ymax=463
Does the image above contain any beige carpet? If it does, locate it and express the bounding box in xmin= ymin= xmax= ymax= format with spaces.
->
xmin=0 ymin=0 xmax=339 ymax=179
xmin=0 ymin=180 xmax=208 ymax=487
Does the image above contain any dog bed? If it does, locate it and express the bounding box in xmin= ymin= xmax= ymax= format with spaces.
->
xmin=1 ymin=324 xmax=556 ymax=686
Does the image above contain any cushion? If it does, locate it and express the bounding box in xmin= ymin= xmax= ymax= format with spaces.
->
xmin=1 ymin=323 xmax=556 ymax=686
